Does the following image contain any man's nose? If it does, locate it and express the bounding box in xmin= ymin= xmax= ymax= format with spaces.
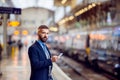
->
xmin=45 ymin=34 xmax=48 ymax=37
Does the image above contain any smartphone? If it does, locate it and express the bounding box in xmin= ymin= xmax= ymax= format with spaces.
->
xmin=58 ymin=53 xmax=63 ymax=58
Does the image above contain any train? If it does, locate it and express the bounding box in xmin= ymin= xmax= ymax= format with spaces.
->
xmin=51 ymin=26 xmax=120 ymax=78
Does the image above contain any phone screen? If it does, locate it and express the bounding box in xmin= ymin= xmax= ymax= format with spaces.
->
xmin=58 ymin=53 xmax=63 ymax=58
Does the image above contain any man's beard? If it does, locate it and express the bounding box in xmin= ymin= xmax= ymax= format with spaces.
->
xmin=38 ymin=35 xmax=48 ymax=42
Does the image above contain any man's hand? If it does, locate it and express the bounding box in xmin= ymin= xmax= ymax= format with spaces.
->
xmin=51 ymin=56 xmax=58 ymax=62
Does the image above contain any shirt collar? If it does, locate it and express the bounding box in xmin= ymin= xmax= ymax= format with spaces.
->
xmin=37 ymin=40 xmax=45 ymax=47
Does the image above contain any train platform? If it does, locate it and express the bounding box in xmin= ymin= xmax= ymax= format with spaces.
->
xmin=0 ymin=47 xmax=72 ymax=80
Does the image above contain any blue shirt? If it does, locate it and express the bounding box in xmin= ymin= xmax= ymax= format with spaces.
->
xmin=37 ymin=40 xmax=50 ymax=59
xmin=37 ymin=40 xmax=45 ymax=49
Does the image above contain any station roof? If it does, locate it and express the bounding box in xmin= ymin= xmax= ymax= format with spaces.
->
xmin=1 ymin=0 xmax=55 ymax=11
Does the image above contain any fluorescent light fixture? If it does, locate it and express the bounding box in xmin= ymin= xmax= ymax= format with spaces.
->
xmin=61 ymin=0 xmax=67 ymax=4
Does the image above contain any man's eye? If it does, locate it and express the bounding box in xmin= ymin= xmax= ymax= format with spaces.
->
xmin=42 ymin=32 xmax=45 ymax=34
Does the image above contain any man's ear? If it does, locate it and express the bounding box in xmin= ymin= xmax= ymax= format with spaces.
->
xmin=37 ymin=29 xmax=41 ymax=34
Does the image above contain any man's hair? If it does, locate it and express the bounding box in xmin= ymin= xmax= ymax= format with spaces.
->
xmin=38 ymin=25 xmax=49 ymax=30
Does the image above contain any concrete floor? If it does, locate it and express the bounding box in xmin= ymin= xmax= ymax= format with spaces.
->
xmin=0 ymin=47 xmax=72 ymax=80
xmin=0 ymin=47 xmax=31 ymax=80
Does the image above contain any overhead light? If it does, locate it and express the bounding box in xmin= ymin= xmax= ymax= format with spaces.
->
xmin=75 ymin=3 xmax=97 ymax=17
xmin=61 ymin=0 xmax=67 ymax=4
xmin=75 ymin=12 xmax=79 ymax=16
xmin=92 ymin=3 xmax=96 ymax=7
xmin=88 ymin=5 xmax=92 ymax=9
xmin=49 ymin=27 xmax=58 ymax=32
xmin=65 ymin=18 xmax=69 ymax=21
xmin=69 ymin=16 xmax=74 ymax=20
xmin=8 ymin=21 xmax=20 ymax=27
xmin=58 ymin=19 xmax=66 ymax=25
xmin=14 ymin=30 xmax=19 ymax=35
xmin=84 ymin=8 xmax=88 ymax=11
xmin=58 ymin=16 xmax=74 ymax=25
xmin=75 ymin=9 xmax=84 ymax=16
xmin=22 ymin=30 xmax=28 ymax=35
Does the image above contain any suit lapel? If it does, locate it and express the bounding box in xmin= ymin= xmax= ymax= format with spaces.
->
xmin=35 ymin=41 xmax=47 ymax=59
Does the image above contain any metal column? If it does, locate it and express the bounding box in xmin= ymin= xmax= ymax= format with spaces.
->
xmin=3 ymin=14 xmax=8 ymax=56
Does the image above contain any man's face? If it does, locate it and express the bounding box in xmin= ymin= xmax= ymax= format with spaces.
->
xmin=38 ymin=28 xmax=49 ymax=42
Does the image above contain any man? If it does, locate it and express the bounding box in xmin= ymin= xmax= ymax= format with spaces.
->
xmin=28 ymin=25 xmax=58 ymax=80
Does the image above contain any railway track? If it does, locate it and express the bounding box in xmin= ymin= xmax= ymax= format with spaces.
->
xmin=57 ymin=56 xmax=117 ymax=80
xmin=57 ymin=59 xmax=87 ymax=80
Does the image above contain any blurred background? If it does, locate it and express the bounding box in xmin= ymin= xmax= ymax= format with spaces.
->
xmin=0 ymin=0 xmax=120 ymax=80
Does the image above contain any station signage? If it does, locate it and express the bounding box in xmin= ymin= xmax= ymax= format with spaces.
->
xmin=0 ymin=7 xmax=21 ymax=14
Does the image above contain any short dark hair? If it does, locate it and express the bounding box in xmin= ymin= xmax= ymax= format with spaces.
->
xmin=38 ymin=25 xmax=49 ymax=29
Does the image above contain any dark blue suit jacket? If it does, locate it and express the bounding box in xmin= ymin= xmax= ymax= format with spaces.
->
xmin=28 ymin=41 xmax=53 ymax=80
